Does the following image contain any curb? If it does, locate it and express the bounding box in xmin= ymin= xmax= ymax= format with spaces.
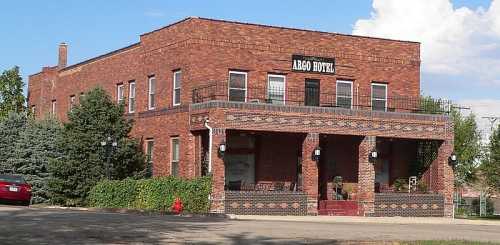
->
xmin=32 ymin=205 xmax=229 ymax=219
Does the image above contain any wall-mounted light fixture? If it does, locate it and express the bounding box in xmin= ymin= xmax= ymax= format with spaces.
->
xmin=312 ymin=146 xmax=321 ymax=161
xmin=369 ymin=148 xmax=378 ymax=163
xmin=218 ymin=142 xmax=226 ymax=157
xmin=448 ymin=152 xmax=458 ymax=168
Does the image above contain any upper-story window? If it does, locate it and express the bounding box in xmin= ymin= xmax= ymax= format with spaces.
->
xmin=371 ymin=82 xmax=387 ymax=111
xmin=148 ymin=76 xmax=156 ymax=110
xmin=173 ymin=70 xmax=181 ymax=106
xmin=117 ymin=83 xmax=125 ymax=105
xmin=51 ymin=100 xmax=57 ymax=114
xmin=229 ymin=71 xmax=247 ymax=102
xmin=336 ymin=80 xmax=353 ymax=109
xmin=267 ymin=74 xmax=285 ymax=104
xmin=69 ymin=95 xmax=76 ymax=110
xmin=129 ymin=81 xmax=136 ymax=113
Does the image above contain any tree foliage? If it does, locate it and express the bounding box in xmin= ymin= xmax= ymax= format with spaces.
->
xmin=482 ymin=124 xmax=500 ymax=192
xmin=0 ymin=112 xmax=27 ymax=173
xmin=48 ymin=87 xmax=145 ymax=206
xmin=7 ymin=117 xmax=62 ymax=203
xmin=0 ymin=66 xmax=25 ymax=119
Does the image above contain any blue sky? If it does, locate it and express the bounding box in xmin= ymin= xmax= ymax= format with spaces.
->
xmin=1 ymin=0 xmax=499 ymax=136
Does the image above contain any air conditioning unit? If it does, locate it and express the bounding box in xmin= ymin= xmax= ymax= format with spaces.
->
xmin=249 ymin=99 xmax=260 ymax=103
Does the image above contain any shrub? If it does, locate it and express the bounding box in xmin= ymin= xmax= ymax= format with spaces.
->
xmin=88 ymin=176 xmax=212 ymax=213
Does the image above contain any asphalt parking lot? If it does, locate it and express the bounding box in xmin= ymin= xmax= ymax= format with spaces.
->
xmin=1 ymin=205 xmax=500 ymax=244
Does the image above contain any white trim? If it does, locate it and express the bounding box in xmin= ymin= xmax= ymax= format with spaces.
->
xmin=371 ymin=82 xmax=388 ymax=112
xmin=267 ymin=74 xmax=286 ymax=104
xmin=336 ymin=80 xmax=353 ymax=109
xmin=51 ymin=100 xmax=57 ymax=114
xmin=228 ymin=71 xmax=248 ymax=102
xmin=128 ymin=81 xmax=136 ymax=113
xmin=173 ymin=70 xmax=181 ymax=106
xmin=148 ymin=76 xmax=156 ymax=110
xmin=170 ymin=137 xmax=180 ymax=176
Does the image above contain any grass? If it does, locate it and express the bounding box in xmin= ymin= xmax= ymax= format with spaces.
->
xmin=455 ymin=215 xmax=500 ymax=221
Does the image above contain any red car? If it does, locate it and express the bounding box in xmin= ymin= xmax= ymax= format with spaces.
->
xmin=0 ymin=174 xmax=32 ymax=206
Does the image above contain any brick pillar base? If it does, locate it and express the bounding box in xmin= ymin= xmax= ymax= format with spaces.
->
xmin=209 ymin=128 xmax=226 ymax=213
xmin=358 ymin=136 xmax=376 ymax=216
xmin=438 ymin=139 xmax=454 ymax=217
xmin=302 ymin=133 xmax=319 ymax=215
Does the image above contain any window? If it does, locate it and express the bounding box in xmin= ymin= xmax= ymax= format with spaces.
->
xmin=173 ymin=70 xmax=181 ymax=106
xmin=69 ymin=95 xmax=76 ymax=110
xmin=51 ymin=100 xmax=57 ymax=114
xmin=148 ymin=76 xmax=156 ymax=110
xmin=145 ymin=139 xmax=154 ymax=176
xmin=267 ymin=74 xmax=285 ymax=104
xmin=80 ymin=92 xmax=85 ymax=101
xmin=336 ymin=80 xmax=353 ymax=109
xmin=117 ymin=84 xmax=125 ymax=105
xmin=31 ymin=105 xmax=36 ymax=116
xmin=228 ymin=71 xmax=247 ymax=102
xmin=371 ymin=83 xmax=387 ymax=111
xmin=171 ymin=137 xmax=180 ymax=177
xmin=129 ymin=81 xmax=136 ymax=113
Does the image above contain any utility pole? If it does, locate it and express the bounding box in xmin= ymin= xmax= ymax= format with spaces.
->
xmin=483 ymin=116 xmax=500 ymax=133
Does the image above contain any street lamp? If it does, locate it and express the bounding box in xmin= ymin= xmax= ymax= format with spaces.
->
xmin=100 ymin=136 xmax=118 ymax=180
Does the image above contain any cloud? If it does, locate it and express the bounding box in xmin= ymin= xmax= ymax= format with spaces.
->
xmin=460 ymin=99 xmax=500 ymax=142
xmin=352 ymin=0 xmax=500 ymax=86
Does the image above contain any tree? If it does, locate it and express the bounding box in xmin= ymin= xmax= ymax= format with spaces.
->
xmin=0 ymin=66 xmax=25 ymax=119
xmin=451 ymin=110 xmax=482 ymax=186
xmin=482 ymin=124 xmax=500 ymax=192
xmin=48 ymin=87 xmax=145 ymax=206
xmin=8 ymin=117 xmax=61 ymax=203
xmin=0 ymin=112 xmax=27 ymax=173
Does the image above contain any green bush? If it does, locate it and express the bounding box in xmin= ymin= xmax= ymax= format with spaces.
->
xmin=88 ymin=176 xmax=212 ymax=213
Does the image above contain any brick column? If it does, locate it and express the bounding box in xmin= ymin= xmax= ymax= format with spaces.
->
xmin=209 ymin=128 xmax=226 ymax=213
xmin=358 ymin=136 xmax=376 ymax=216
xmin=302 ymin=133 xmax=319 ymax=215
xmin=435 ymin=139 xmax=454 ymax=217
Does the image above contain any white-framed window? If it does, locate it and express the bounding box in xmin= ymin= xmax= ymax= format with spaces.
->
xmin=228 ymin=71 xmax=247 ymax=102
xmin=171 ymin=137 xmax=180 ymax=177
xmin=128 ymin=81 xmax=136 ymax=113
xmin=51 ymin=100 xmax=57 ymax=114
xmin=117 ymin=84 xmax=125 ymax=105
xmin=371 ymin=82 xmax=388 ymax=111
xmin=69 ymin=95 xmax=76 ymax=110
xmin=145 ymin=139 xmax=154 ymax=176
xmin=148 ymin=76 xmax=156 ymax=110
xmin=31 ymin=105 xmax=36 ymax=116
xmin=173 ymin=70 xmax=181 ymax=106
xmin=267 ymin=74 xmax=286 ymax=104
xmin=336 ymin=80 xmax=353 ymax=109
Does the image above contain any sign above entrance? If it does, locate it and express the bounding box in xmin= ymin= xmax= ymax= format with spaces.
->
xmin=292 ymin=55 xmax=335 ymax=75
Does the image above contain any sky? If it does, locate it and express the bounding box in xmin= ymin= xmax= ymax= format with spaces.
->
xmin=1 ymin=0 xmax=499 ymax=139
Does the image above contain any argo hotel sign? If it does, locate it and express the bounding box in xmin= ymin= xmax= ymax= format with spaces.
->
xmin=292 ymin=54 xmax=335 ymax=75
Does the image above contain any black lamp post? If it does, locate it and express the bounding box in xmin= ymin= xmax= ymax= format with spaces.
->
xmin=312 ymin=146 xmax=321 ymax=162
xmin=449 ymin=152 xmax=458 ymax=168
xmin=100 ymin=136 xmax=118 ymax=180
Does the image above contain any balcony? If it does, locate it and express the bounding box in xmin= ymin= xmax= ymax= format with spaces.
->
xmin=192 ymin=81 xmax=451 ymax=115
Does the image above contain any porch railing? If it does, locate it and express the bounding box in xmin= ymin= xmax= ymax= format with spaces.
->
xmin=192 ymin=81 xmax=452 ymax=114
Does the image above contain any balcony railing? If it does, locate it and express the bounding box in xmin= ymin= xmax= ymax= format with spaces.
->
xmin=192 ymin=81 xmax=452 ymax=114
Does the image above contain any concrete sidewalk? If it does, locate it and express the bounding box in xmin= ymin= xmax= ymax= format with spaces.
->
xmin=229 ymin=214 xmax=500 ymax=226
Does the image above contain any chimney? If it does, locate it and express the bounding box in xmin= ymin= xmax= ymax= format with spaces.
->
xmin=58 ymin=42 xmax=68 ymax=69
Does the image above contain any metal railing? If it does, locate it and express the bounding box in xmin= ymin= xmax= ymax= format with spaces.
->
xmin=192 ymin=81 xmax=452 ymax=114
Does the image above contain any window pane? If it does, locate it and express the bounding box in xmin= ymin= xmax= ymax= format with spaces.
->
xmin=337 ymin=97 xmax=352 ymax=109
xmin=229 ymin=73 xmax=246 ymax=89
xmin=172 ymin=162 xmax=179 ymax=177
xmin=372 ymin=84 xmax=386 ymax=99
xmin=229 ymin=89 xmax=246 ymax=102
xmin=149 ymin=77 xmax=156 ymax=92
xmin=337 ymin=82 xmax=352 ymax=97
xmin=372 ymin=99 xmax=386 ymax=111
xmin=174 ymin=71 xmax=181 ymax=88
xmin=129 ymin=98 xmax=136 ymax=112
xmin=129 ymin=83 xmax=136 ymax=98
xmin=174 ymin=88 xmax=181 ymax=104
xmin=146 ymin=141 xmax=154 ymax=161
xmin=268 ymin=75 xmax=285 ymax=104
xmin=149 ymin=94 xmax=155 ymax=108
xmin=172 ymin=138 xmax=179 ymax=161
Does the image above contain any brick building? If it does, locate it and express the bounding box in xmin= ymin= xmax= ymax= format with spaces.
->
xmin=28 ymin=17 xmax=455 ymax=217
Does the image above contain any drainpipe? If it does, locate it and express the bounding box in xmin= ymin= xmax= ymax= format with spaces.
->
xmin=204 ymin=119 xmax=213 ymax=173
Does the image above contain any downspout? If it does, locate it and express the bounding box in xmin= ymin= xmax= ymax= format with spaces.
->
xmin=204 ymin=119 xmax=213 ymax=173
